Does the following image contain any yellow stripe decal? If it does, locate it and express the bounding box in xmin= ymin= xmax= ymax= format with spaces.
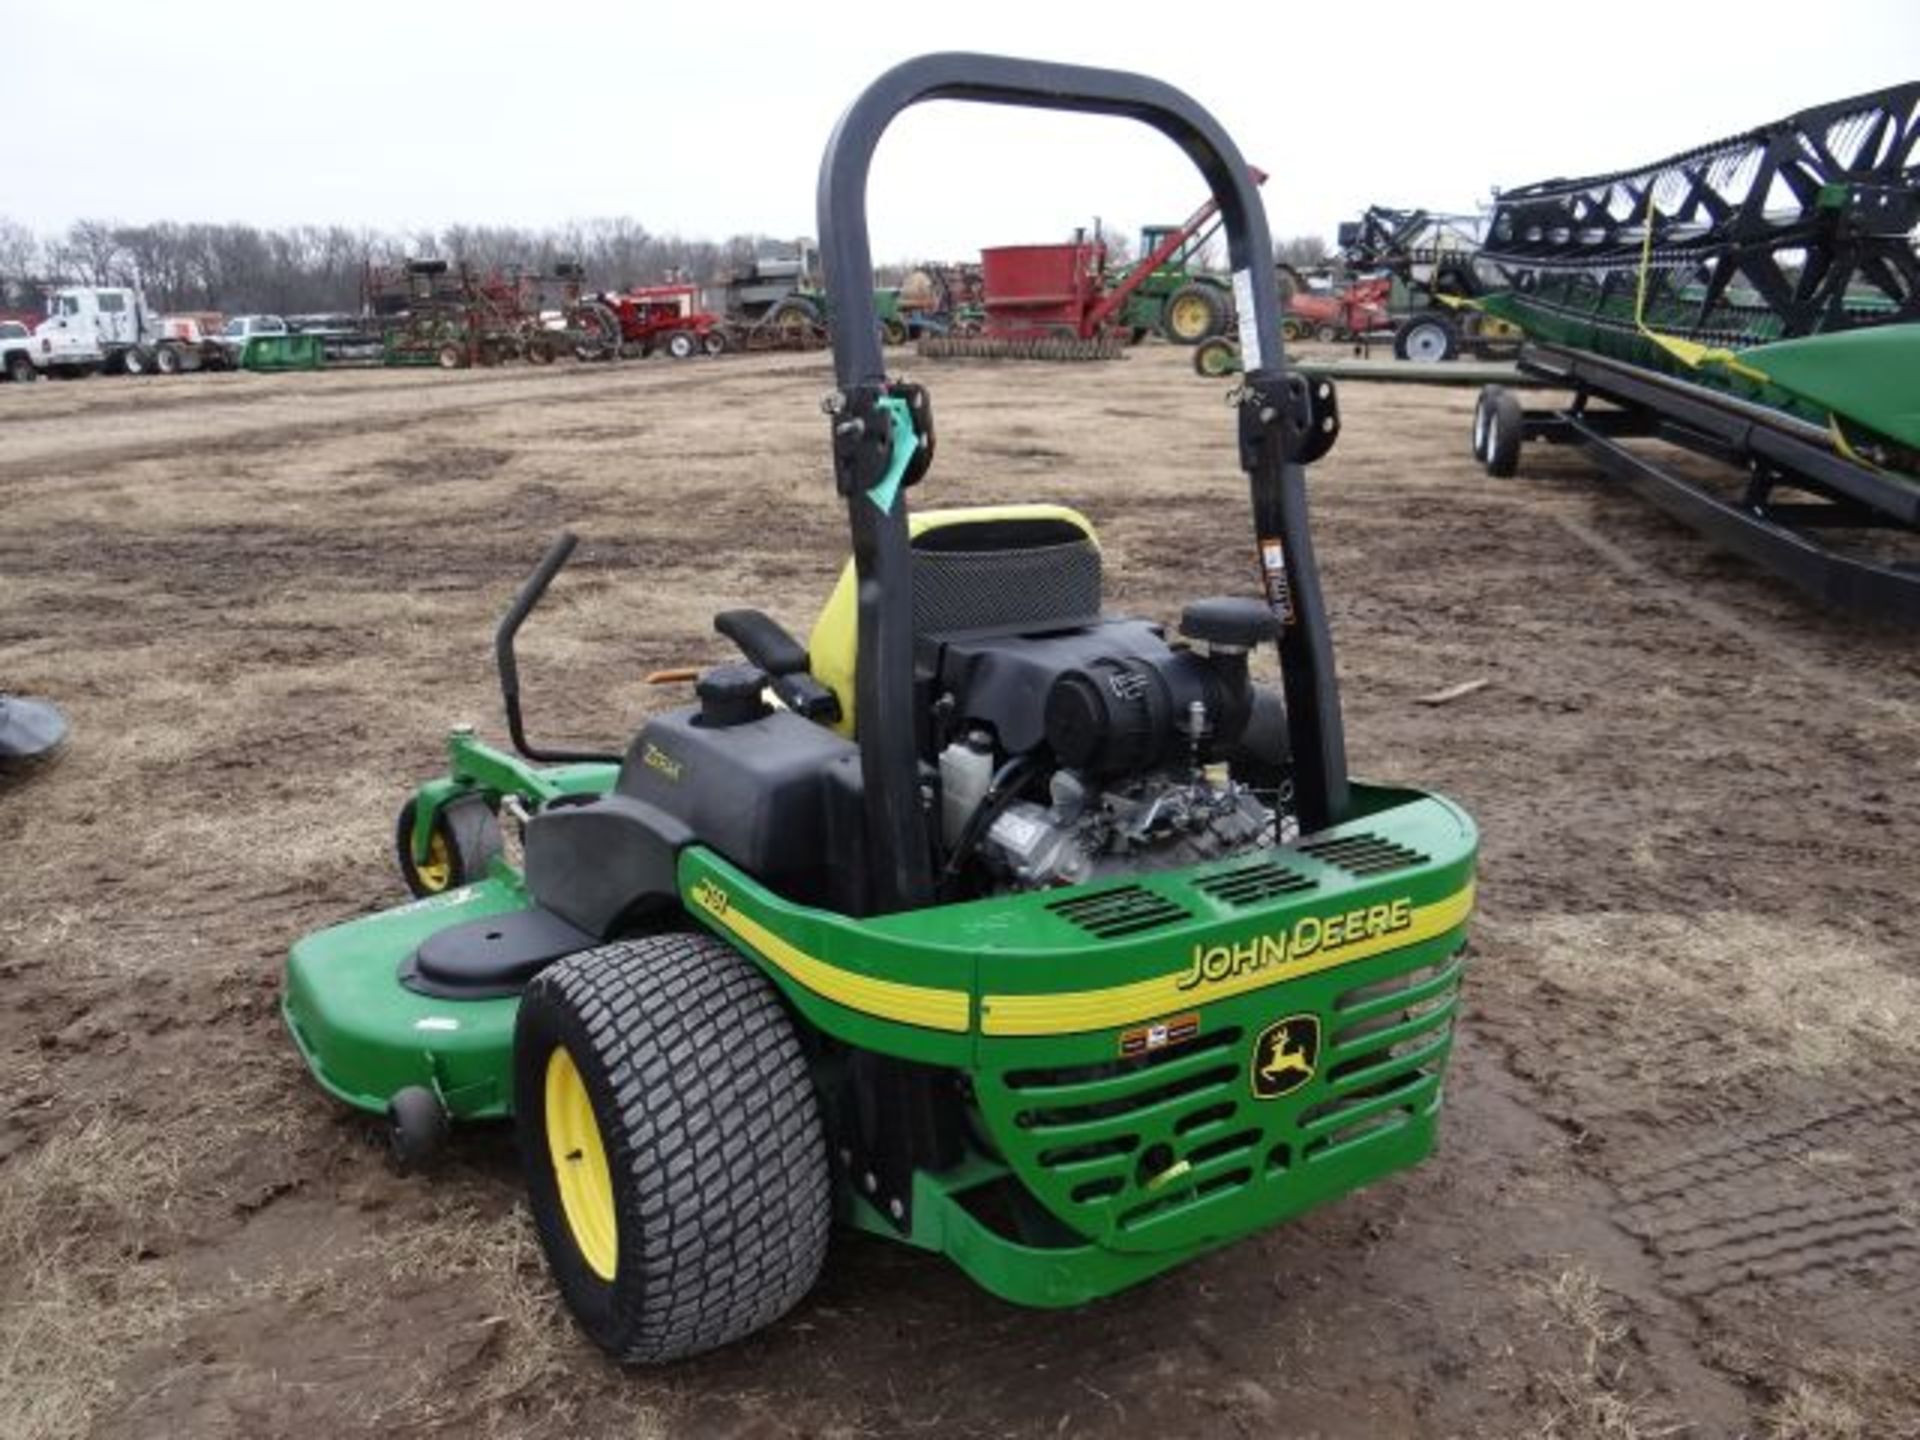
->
xmin=694 ymin=882 xmax=972 ymax=1034
xmin=981 ymin=884 xmax=1475 ymax=1038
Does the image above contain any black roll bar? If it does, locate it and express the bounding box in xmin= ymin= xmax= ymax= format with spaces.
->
xmin=816 ymin=53 xmax=1348 ymax=913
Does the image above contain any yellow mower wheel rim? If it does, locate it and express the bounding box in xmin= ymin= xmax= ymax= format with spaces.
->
xmin=545 ymin=1046 xmax=618 ymax=1281
xmin=1168 ymin=293 xmax=1211 ymax=340
xmin=415 ymin=830 xmax=453 ymax=893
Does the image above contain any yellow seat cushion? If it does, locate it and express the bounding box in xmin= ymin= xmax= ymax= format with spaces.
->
xmin=808 ymin=503 xmax=1099 ymax=736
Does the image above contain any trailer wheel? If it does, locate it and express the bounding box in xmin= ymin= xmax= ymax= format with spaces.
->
xmin=665 ymin=331 xmax=698 ymax=360
xmin=514 ymin=932 xmax=831 ymax=1362
xmin=395 ymin=794 xmax=503 ymax=898
xmin=1478 ymin=385 xmax=1524 ymax=477
xmin=701 ymin=330 xmax=728 ymax=356
xmin=1161 ymin=284 xmax=1225 ymax=344
xmin=1393 ymin=312 xmax=1458 ymax=363
xmin=5 ymin=353 xmax=35 ymax=383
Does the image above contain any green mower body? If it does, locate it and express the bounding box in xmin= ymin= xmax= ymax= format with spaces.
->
xmin=286 ymin=732 xmax=1474 ymax=1308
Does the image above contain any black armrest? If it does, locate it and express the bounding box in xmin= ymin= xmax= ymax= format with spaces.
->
xmin=715 ymin=609 xmax=809 ymax=676
xmin=714 ymin=609 xmax=842 ymax=725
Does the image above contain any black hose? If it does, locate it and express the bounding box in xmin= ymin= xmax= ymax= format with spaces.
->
xmin=939 ymin=753 xmax=1039 ymax=890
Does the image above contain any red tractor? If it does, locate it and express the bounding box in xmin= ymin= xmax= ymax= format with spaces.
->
xmin=574 ymin=284 xmax=729 ymax=360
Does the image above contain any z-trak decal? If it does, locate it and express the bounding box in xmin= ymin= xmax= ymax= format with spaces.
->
xmin=690 ymin=877 xmax=972 ymax=1034
xmin=980 ymin=884 xmax=1473 ymax=1037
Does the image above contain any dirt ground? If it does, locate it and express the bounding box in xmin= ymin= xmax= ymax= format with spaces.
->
xmin=3 ymin=345 xmax=1917 ymax=1440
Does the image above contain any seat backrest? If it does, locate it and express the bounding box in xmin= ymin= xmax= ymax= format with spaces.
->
xmin=808 ymin=503 xmax=1102 ymax=735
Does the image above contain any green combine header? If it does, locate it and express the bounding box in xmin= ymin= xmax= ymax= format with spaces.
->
xmin=1456 ymin=82 xmax=1920 ymax=619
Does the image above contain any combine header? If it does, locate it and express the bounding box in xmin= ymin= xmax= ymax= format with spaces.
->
xmin=1464 ymin=82 xmax=1920 ymax=619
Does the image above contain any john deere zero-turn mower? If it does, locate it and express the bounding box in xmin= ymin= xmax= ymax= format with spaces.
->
xmin=283 ymin=54 xmax=1479 ymax=1361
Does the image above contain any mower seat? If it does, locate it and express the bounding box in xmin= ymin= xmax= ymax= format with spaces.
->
xmin=807 ymin=503 xmax=1102 ymax=736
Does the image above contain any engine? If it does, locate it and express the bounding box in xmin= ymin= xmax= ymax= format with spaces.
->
xmin=929 ymin=606 xmax=1295 ymax=893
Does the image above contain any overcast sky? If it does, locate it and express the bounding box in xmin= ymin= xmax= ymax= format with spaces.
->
xmin=5 ymin=1 xmax=1915 ymax=261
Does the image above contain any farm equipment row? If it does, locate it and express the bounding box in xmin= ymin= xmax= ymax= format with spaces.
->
xmin=919 ymin=176 xmax=1252 ymax=361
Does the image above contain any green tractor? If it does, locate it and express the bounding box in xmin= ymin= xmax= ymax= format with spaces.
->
xmin=283 ymin=53 xmax=1478 ymax=1362
xmin=1115 ymin=222 xmax=1235 ymax=344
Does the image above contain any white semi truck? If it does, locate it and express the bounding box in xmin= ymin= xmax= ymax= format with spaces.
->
xmin=1 ymin=320 xmax=39 ymax=381
xmin=31 ymin=287 xmax=232 ymax=376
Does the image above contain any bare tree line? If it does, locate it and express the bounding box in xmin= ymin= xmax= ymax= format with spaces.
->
xmin=0 ymin=216 xmax=805 ymax=316
xmin=0 ymin=214 xmax=1334 ymax=318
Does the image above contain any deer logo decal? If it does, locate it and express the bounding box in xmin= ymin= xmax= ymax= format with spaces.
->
xmin=1251 ymin=1015 xmax=1320 ymax=1099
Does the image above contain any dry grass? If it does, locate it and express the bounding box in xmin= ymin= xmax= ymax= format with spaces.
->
xmin=1700 ymin=1334 xmax=1920 ymax=1440
xmin=0 ymin=1111 xmax=194 ymax=1440
xmin=1519 ymin=1264 xmax=1686 ymax=1440
xmin=1499 ymin=910 xmax=1920 ymax=1091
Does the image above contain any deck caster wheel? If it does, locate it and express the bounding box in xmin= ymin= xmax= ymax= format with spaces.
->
xmin=387 ymin=1085 xmax=450 ymax=1172
xmin=514 ymin=932 xmax=831 ymax=1361
xmin=1476 ymin=385 xmax=1524 ymax=477
xmin=395 ymin=794 xmax=504 ymax=898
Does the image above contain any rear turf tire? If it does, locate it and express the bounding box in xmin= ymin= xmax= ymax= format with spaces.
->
xmin=514 ymin=933 xmax=831 ymax=1363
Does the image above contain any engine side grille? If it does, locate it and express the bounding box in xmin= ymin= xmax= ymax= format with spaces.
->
xmin=1002 ymin=1029 xmax=1257 ymax=1238
xmin=1297 ymin=951 xmax=1465 ymax=1161
xmin=1191 ymin=859 xmax=1318 ymax=907
xmin=1297 ymin=831 xmax=1430 ymax=878
xmin=1045 ymin=883 xmax=1191 ymax=938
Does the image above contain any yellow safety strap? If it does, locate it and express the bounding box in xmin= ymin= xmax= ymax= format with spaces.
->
xmin=1633 ymin=204 xmax=1771 ymax=385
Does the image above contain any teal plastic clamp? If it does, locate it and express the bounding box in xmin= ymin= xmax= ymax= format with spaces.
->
xmin=867 ymin=395 xmax=921 ymax=514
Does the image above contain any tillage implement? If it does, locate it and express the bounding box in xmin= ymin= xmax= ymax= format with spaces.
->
xmin=282 ymin=54 xmax=1479 ymax=1361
